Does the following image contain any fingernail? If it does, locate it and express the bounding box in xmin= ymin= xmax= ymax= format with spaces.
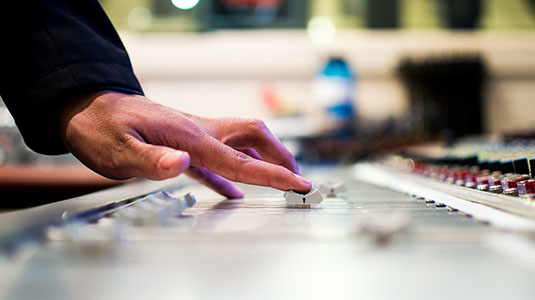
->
xmin=158 ymin=151 xmax=186 ymax=170
xmin=293 ymin=173 xmax=311 ymax=187
xmin=228 ymin=186 xmax=245 ymax=199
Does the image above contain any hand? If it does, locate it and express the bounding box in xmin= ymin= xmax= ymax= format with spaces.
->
xmin=59 ymin=91 xmax=312 ymax=198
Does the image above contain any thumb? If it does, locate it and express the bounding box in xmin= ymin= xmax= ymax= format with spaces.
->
xmin=128 ymin=140 xmax=190 ymax=180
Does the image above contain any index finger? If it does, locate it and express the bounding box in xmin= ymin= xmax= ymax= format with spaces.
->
xmin=198 ymin=136 xmax=311 ymax=193
xmin=223 ymin=119 xmax=300 ymax=174
xmin=252 ymin=124 xmax=300 ymax=174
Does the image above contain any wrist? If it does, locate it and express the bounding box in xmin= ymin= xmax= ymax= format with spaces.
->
xmin=58 ymin=90 xmax=138 ymax=148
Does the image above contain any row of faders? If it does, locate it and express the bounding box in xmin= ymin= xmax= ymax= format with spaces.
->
xmin=413 ymin=156 xmax=535 ymax=198
xmin=409 ymin=155 xmax=535 ymax=198
xmin=44 ymin=191 xmax=197 ymax=249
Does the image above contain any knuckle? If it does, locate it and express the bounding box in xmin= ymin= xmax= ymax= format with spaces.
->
xmin=108 ymin=153 xmax=122 ymax=171
xmin=174 ymin=119 xmax=206 ymax=147
xmin=102 ymin=150 xmax=133 ymax=179
xmin=245 ymin=118 xmax=267 ymax=133
xmin=107 ymin=143 xmax=129 ymax=171
xmin=235 ymin=150 xmax=251 ymax=160
xmin=125 ymin=138 xmax=156 ymax=169
xmin=233 ymin=153 xmax=252 ymax=182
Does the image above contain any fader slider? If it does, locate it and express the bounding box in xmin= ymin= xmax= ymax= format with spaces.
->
xmin=319 ymin=181 xmax=347 ymax=197
xmin=285 ymin=188 xmax=323 ymax=206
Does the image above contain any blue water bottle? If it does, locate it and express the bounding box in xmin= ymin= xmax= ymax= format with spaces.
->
xmin=312 ymin=57 xmax=356 ymax=132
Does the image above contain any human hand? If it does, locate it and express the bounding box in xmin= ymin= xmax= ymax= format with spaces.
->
xmin=59 ymin=91 xmax=311 ymax=198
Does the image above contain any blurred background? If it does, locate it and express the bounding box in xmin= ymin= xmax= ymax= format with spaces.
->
xmin=0 ymin=0 xmax=534 ymax=206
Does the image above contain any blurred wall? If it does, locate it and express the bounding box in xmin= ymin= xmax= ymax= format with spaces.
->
xmin=102 ymin=0 xmax=535 ymax=31
xmin=121 ymin=30 xmax=535 ymax=134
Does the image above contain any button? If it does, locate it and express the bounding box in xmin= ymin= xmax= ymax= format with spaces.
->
xmin=113 ymin=191 xmax=197 ymax=227
xmin=476 ymin=175 xmax=490 ymax=185
xmin=447 ymin=206 xmax=458 ymax=212
xmin=285 ymin=188 xmax=323 ymax=206
xmin=354 ymin=213 xmax=409 ymax=246
xmin=489 ymin=185 xmax=503 ymax=194
xmin=488 ymin=176 xmax=501 ymax=186
xmin=153 ymin=192 xmax=185 ymax=216
xmin=464 ymin=182 xmax=476 ymax=189
xmin=504 ymin=188 xmax=518 ymax=197
xmin=319 ymin=181 xmax=346 ymax=197
xmin=128 ymin=201 xmax=167 ymax=226
xmin=502 ymin=175 xmax=530 ymax=190
xmin=114 ymin=206 xmax=144 ymax=226
xmin=517 ymin=179 xmax=535 ymax=195
xmin=147 ymin=194 xmax=183 ymax=217
xmin=153 ymin=191 xmax=197 ymax=216
xmin=183 ymin=193 xmax=196 ymax=207
xmin=477 ymin=184 xmax=489 ymax=191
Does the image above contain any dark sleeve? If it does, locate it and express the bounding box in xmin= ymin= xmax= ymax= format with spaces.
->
xmin=0 ymin=0 xmax=144 ymax=155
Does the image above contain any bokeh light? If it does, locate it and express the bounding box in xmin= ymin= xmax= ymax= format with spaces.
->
xmin=128 ymin=7 xmax=152 ymax=31
xmin=171 ymin=0 xmax=200 ymax=10
xmin=307 ymin=16 xmax=336 ymax=44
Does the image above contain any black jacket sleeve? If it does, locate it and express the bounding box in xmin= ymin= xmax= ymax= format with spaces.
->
xmin=0 ymin=0 xmax=144 ymax=155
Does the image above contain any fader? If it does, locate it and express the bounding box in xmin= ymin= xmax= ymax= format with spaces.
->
xmin=319 ymin=181 xmax=346 ymax=197
xmin=284 ymin=188 xmax=323 ymax=206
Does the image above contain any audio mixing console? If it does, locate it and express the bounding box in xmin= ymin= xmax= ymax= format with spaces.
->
xmin=0 ymin=153 xmax=534 ymax=299
xmin=364 ymin=139 xmax=535 ymax=220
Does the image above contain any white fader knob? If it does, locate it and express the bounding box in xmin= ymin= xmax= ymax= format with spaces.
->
xmin=285 ymin=188 xmax=323 ymax=205
xmin=319 ymin=181 xmax=346 ymax=197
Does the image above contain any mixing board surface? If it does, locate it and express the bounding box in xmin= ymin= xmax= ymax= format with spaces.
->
xmin=0 ymin=165 xmax=534 ymax=300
